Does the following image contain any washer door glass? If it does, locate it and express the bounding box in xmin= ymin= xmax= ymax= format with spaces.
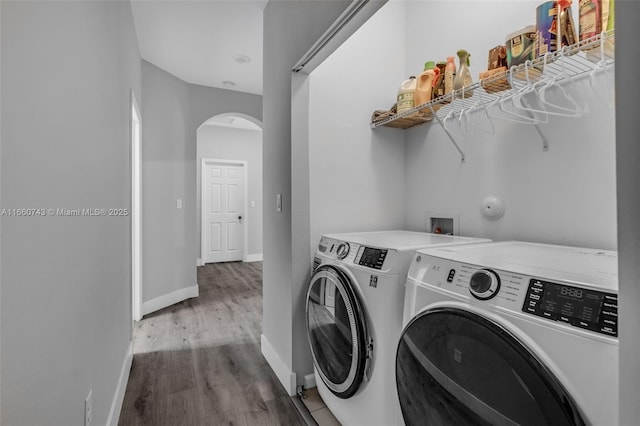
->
xmin=306 ymin=265 xmax=368 ymax=398
xmin=396 ymin=308 xmax=584 ymax=426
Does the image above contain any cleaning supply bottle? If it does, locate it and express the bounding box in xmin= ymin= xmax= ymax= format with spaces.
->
xmin=444 ymin=56 xmax=457 ymax=99
xmin=397 ymin=76 xmax=417 ymax=114
xmin=434 ymin=61 xmax=447 ymax=99
xmin=453 ymin=49 xmax=473 ymax=98
xmin=414 ymin=62 xmax=438 ymax=110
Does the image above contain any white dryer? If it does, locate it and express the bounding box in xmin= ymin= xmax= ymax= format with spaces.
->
xmin=397 ymin=241 xmax=618 ymax=426
xmin=305 ymin=231 xmax=491 ymax=426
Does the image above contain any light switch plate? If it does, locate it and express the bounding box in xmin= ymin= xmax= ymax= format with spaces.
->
xmin=177 ymin=199 xmax=183 ymax=209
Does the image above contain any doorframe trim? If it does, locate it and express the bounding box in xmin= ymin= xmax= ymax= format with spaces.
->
xmin=201 ymin=158 xmax=249 ymax=264
xmin=130 ymin=90 xmax=142 ymax=323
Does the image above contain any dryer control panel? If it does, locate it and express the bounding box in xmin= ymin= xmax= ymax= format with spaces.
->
xmin=523 ymin=279 xmax=618 ymax=337
xmin=354 ymin=246 xmax=388 ymax=270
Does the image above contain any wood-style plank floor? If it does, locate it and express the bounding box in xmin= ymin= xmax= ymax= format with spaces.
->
xmin=118 ymin=261 xmax=306 ymax=426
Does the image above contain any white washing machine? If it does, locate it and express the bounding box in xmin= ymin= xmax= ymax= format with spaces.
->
xmin=397 ymin=241 xmax=618 ymax=426
xmin=305 ymin=231 xmax=491 ymax=426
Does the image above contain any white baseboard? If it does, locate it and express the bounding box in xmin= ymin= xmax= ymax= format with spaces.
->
xmin=303 ymin=373 xmax=316 ymax=390
xmin=142 ymin=284 xmax=199 ymax=316
xmin=261 ymin=334 xmax=296 ymax=396
xmin=106 ymin=341 xmax=133 ymax=426
xmin=244 ymin=253 xmax=263 ymax=262
xmin=197 ymin=258 xmax=204 ymax=266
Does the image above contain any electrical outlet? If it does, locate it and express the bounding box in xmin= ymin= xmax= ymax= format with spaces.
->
xmin=84 ymin=390 xmax=92 ymax=426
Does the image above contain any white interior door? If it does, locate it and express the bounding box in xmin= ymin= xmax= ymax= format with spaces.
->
xmin=203 ymin=162 xmax=245 ymax=263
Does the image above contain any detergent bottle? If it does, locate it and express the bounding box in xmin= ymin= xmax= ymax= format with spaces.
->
xmin=444 ymin=56 xmax=457 ymax=99
xmin=433 ymin=61 xmax=447 ymax=99
xmin=414 ymin=61 xmax=438 ymax=110
xmin=397 ymin=76 xmax=417 ymax=113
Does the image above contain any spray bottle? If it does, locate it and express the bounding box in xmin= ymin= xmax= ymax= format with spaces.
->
xmin=453 ymin=49 xmax=473 ymax=98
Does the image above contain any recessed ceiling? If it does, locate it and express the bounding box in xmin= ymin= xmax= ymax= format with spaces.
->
xmin=130 ymin=0 xmax=267 ymax=95
xmin=203 ymin=115 xmax=262 ymax=131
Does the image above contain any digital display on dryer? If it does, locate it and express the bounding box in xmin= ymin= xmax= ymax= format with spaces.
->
xmin=540 ymin=284 xmax=603 ymax=323
xmin=523 ymin=279 xmax=618 ymax=337
xmin=356 ymin=247 xmax=388 ymax=270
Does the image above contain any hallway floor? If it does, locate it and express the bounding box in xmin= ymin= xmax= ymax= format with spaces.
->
xmin=118 ymin=262 xmax=307 ymax=425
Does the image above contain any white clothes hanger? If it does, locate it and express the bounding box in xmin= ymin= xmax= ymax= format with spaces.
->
xmin=514 ymin=59 xmax=582 ymax=118
xmin=538 ymin=47 xmax=586 ymax=116
xmin=488 ymin=67 xmax=546 ymax=124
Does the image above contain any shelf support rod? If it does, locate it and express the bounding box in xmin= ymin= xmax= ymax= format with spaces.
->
xmin=521 ymin=96 xmax=549 ymax=151
xmin=427 ymin=103 xmax=466 ymax=163
xmin=534 ymin=123 xmax=549 ymax=151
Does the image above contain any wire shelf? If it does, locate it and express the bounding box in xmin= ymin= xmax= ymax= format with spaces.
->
xmin=371 ymin=30 xmax=615 ymax=130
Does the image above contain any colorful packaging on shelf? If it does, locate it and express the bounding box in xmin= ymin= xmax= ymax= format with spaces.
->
xmin=481 ymin=45 xmax=510 ymax=93
xmin=506 ymin=26 xmax=536 ymax=68
xmin=579 ymin=0 xmax=602 ymax=41
xmin=536 ymin=1 xmax=577 ymax=57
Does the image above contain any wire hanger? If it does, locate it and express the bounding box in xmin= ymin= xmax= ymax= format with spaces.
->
xmin=538 ymin=47 xmax=586 ymax=116
xmin=514 ymin=59 xmax=582 ymax=118
xmin=488 ymin=67 xmax=545 ymax=124
xmin=589 ymin=31 xmax=614 ymax=109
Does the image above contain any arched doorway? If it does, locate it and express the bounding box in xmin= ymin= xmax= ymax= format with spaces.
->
xmin=196 ymin=113 xmax=263 ymax=265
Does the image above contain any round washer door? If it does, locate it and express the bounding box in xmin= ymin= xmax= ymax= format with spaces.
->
xmin=306 ymin=265 xmax=368 ymax=399
xmin=396 ymin=307 xmax=585 ymax=426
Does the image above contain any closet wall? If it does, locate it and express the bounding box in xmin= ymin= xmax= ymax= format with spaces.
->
xmin=403 ymin=1 xmax=616 ymax=250
xmin=308 ymin=1 xmax=407 ymax=252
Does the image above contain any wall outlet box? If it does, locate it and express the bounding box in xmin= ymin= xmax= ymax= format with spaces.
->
xmin=84 ymin=389 xmax=92 ymax=426
xmin=425 ymin=212 xmax=459 ymax=235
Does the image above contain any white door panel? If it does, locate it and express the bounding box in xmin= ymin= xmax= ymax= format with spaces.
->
xmin=203 ymin=162 xmax=245 ymax=263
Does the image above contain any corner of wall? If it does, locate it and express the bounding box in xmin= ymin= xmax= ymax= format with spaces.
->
xmin=106 ymin=341 xmax=133 ymax=426
xmin=260 ymin=334 xmax=297 ymax=396
xmin=142 ymin=284 xmax=199 ymax=316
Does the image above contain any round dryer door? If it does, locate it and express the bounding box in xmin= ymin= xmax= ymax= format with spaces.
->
xmin=396 ymin=308 xmax=585 ymax=426
xmin=306 ymin=265 xmax=368 ymax=399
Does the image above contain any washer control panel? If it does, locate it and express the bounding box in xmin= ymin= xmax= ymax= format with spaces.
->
xmin=410 ymin=254 xmax=618 ymax=339
xmin=354 ymin=246 xmax=388 ymax=270
xmin=523 ymin=279 xmax=618 ymax=337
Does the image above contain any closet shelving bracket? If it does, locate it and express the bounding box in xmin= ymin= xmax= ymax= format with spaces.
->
xmin=427 ymin=102 xmax=466 ymax=163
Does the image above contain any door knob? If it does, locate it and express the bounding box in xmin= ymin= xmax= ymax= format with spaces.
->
xmin=238 ymin=216 xmax=243 ymax=221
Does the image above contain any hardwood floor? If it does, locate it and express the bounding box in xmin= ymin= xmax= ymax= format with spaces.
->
xmin=118 ymin=261 xmax=307 ymax=426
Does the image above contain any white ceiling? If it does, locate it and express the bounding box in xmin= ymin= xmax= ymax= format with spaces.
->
xmin=130 ymin=0 xmax=267 ymax=95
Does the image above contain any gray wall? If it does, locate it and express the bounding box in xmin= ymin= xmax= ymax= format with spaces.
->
xmin=141 ymin=60 xmax=192 ymax=301
xmin=197 ymin=125 xmax=263 ymax=258
xmin=308 ymin=1 xmax=406 ymax=250
xmin=1 ymin=1 xmax=141 ymax=424
xmin=141 ymin=61 xmax=262 ymax=303
xmin=263 ymin=0 xmax=351 ymax=383
xmin=616 ymin=1 xmax=640 ymax=422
